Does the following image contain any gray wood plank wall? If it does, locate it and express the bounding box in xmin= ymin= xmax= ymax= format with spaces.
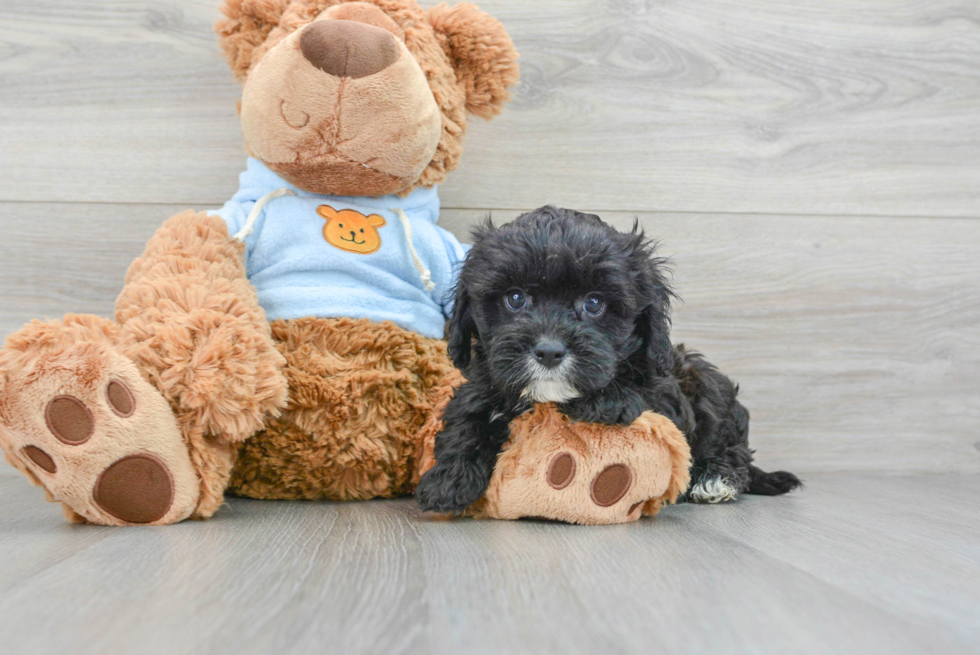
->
xmin=0 ymin=0 xmax=978 ymax=474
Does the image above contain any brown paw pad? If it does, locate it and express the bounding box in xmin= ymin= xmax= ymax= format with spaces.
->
xmin=106 ymin=380 xmax=135 ymax=417
xmin=45 ymin=395 xmax=94 ymax=445
xmin=94 ymin=455 xmax=174 ymax=524
xmin=547 ymin=452 xmax=576 ymax=490
xmin=591 ymin=464 xmax=633 ymax=507
xmin=22 ymin=445 xmax=57 ymax=473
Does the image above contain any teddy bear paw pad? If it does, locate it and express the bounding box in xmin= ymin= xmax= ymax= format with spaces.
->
xmin=590 ymin=463 xmax=633 ymax=507
xmin=1 ymin=346 xmax=200 ymax=525
xmin=94 ymin=454 xmax=174 ymax=524
xmin=547 ymin=452 xmax=576 ymax=489
xmin=45 ymin=395 xmax=95 ymax=444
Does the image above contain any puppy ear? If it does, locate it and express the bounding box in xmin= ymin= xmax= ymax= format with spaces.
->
xmin=447 ymin=283 xmax=477 ymax=369
xmin=632 ymin=233 xmax=675 ymax=377
xmin=639 ymin=288 xmax=674 ymax=376
xmin=215 ymin=0 xmax=290 ymax=81
xmin=429 ymin=3 xmax=520 ymax=119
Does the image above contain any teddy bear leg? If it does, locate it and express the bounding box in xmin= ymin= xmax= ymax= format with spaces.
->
xmin=115 ymin=210 xmax=288 ymax=445
xmin=0 ymin=315 xmax=202 ymax=525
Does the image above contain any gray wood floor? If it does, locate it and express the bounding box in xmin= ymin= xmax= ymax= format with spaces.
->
xmin=1 ymin=0 xmax=979 ymax=652
xmin=0 ymin=468 xmax=977 ymax=655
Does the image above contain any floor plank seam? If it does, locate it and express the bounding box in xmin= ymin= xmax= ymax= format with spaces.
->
xmin=2 ymin=200 xmax=979 ymax=222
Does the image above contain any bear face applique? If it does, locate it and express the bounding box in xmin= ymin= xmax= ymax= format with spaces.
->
xmin=317 ymin=205 xmax=387 ymax=254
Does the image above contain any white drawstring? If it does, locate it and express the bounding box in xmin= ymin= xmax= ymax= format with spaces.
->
xmin=232 ymin=187 xmax=296 ymax=241
xmin=391 ymin=207 xmax=436 ymax=292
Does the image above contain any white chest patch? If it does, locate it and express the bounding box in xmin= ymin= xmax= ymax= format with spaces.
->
xmin=522 ymin=378 xmax=581 ymax=403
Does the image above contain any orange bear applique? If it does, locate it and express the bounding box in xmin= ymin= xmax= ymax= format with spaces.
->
xmin=317 ymin=205 xmax=386 ymax=254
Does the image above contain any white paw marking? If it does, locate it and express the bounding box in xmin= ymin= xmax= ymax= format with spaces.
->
xmin=689 ymin=477 xmax=739 ymax=503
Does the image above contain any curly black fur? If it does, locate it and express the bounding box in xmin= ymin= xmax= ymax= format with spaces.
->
xmin=416 ymin=206 xmax=801 ymax=513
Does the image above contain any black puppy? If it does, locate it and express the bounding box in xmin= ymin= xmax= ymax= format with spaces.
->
xmin=416 ymin=206 xmax=800 ymax=512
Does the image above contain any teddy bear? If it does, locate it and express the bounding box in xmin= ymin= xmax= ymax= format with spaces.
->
xmin=0 ymin=0 xmax=520 ymax=526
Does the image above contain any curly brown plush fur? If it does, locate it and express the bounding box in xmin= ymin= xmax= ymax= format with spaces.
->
xmin=228 ymin=317 xmax=462 ymax=500
xmin=116 ymin=211 xmax=289 ymax=443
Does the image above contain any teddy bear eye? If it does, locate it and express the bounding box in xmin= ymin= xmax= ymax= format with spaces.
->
xmin=360 ymin=228 xmax=364 ymax=233
xmin=339 ymin=223 xmax=344 ymax=228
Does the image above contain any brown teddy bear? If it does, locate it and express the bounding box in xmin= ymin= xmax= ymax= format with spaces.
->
xmin=0 ymin=0 xmax=519 ymax=526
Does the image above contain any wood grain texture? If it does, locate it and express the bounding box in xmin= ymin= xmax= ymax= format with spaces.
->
xmin=0 ymin=470 xmax=976 ymax=655
xmin=0 ymin=1 xmax=978 ymax=215
xmin=2 ymin=202 xmax=978 ymax=474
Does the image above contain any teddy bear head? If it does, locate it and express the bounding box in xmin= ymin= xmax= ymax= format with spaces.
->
xmin=216 ymin=0 xmax=519 ymax=197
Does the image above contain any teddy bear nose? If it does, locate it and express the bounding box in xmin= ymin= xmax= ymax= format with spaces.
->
xmin=300 ymin=19 xmax=400 ymax=78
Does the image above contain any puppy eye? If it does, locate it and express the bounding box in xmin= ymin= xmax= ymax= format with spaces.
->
xmin=582 ymin=293 xmax=605 ymax=316
xmin=504 ymin=288 xmax=527 ymax=311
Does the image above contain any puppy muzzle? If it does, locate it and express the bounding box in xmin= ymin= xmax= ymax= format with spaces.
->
xmin=522 ymin=354 xmax=581 ymax=403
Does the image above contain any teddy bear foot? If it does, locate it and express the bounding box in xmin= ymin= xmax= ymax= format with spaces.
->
xmin=467 ymin=404 xmax=693 ymax=526
xmin=0 ymin=317 xmax=200 ymax=525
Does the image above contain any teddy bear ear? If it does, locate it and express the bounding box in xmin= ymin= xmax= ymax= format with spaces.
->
xmin=215 ymin=0 xmax=291 ymax=81
xmin=428 ymin=3 xmax=520 ymax=119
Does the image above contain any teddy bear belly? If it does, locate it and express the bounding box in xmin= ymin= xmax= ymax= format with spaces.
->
xmin=227 ymin=316 xmax=461 ymax=501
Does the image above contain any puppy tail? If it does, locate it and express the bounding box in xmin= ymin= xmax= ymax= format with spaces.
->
xmin=746 ymin=465 xmax=802 ymax=496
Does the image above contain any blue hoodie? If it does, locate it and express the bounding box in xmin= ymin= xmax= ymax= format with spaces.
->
xmin=210 ymin=158 xmax=469 ymax=340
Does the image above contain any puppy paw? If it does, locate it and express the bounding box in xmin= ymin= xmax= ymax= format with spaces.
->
xmin=416 ymin=461 xmax=488 ymax=513
xmin=687 ymin=476 xmax=739 ymax=503
xmin=0 ymin=335 xmax=201 ymax=525
xmin=558 ymin=389 xmax=644 ymax=425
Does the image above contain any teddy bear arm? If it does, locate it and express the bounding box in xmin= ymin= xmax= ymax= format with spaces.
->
xmin=113 ymin=210 xmax=288 ymax=443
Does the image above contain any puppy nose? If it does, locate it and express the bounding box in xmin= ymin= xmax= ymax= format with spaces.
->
xmin=300 ymin=20 xmax=400 ymax=78
xmin=533 ymin=340 xmax=567 ymax=369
